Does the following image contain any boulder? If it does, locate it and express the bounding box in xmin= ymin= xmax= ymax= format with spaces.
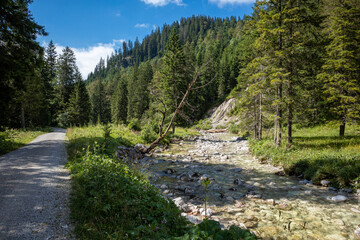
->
xmin=115 ymin=146 xmax=144 ymax=163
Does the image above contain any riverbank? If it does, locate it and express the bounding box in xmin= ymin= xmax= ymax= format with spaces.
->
xmin=145 ymin=131 xmax=360 ymax=239
xmin=249 ymin=123 xmax=360 ymax=189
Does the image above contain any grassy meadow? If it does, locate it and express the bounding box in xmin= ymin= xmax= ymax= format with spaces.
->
xmin=249 ymin=122 xmax=360 ymax=189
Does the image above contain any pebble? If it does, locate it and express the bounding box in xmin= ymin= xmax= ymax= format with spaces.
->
xmin=234 ymin=168 xmax=243 ymax=173
xmin=330 ymin=195 xmax=348 ymax=202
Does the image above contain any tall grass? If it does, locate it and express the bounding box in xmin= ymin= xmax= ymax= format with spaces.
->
xmin=0 ymin=127 xmax=52 ymax=155
xmin=249 ymin=122 xmax=360 ymax=188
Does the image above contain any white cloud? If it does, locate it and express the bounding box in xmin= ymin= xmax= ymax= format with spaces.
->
xmin=49 ymin=39 xmax=125 ymax=79
xmin=135 ymin=23 xmax=150 ymax=28
xmin=140 ymin=0 xmax=185 ymax=7
xmin=208 ymin=0 xmax=255 ymax=7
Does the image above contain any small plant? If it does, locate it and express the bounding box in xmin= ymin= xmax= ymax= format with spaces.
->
xmin=202 ymin=178 xmax=211 ymax=219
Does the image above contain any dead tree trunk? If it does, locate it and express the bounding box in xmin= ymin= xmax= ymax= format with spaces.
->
xmin=144 ymin=71 xmax=201 ymax=154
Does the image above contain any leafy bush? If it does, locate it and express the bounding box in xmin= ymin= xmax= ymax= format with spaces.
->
xmin=175 ymin=220 xmax=257 ymax=240
xmin=68 ymin=149 xmax=188 ymax=239
xmin=141 ymin=121 xmax=159 ymax=143
xmin=127 ymin=118 xmax=141 ymax=131
xmin=193 ymin=119 xmax=212 ymax=130
xmin=228 ymin=124 xmax=240 ymax=134
xmin=56 ymin=112 xmax=70 ymax=128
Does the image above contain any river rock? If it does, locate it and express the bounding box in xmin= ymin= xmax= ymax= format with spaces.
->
xmin=354 ymin=227 xmax=360 ymax=239
xmin=330 ymin=195 xmax=348 ymax=202
xmin=276 ymin=202 xmax=292 ymax=211
xmin=199 ymin=208 xmax=213 ymax=217
xmin=226 ymin=196 xmax=235 ymax=202
xmin=116 ymin=146 xmax=144 ymax=162
xmin=186 ymin=215 xmax=201 ymax=224
xmin=234 ymin=179 xmax=243 ymax=185
xmin=321 ymin=180 xmax=331 ymax=187
xmin=160 ymin=184 xmax=168 ymax=189
xmin=165 ymin=168 xmax=176 ymax=174
xmin=173 ymin=197 xmax=186 ymax=208
xmin=234 ymin=168 xmax=243 ymax=173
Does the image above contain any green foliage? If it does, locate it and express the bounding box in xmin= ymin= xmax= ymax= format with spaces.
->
xmin=67 ymin=126 xmax=190 ymax=239
xmin=67 ymin=150 xmax=188 ymax=239
xmin=175 ymin=220 xmax=257 ymax=240
xmin=140 ymin=121 xmax=159 ymax=143
xmin=228 ymin=124 xmax=240 ymax=134
xmin=193 ymin=119 xmax=213 ymax=130
xmin=127 ymin=119 xmax=141 ymax=131
xmin=249 ymin=123 xmax=360 ymax=188
xmin=56 ymin=112 xmax=70 ymax=128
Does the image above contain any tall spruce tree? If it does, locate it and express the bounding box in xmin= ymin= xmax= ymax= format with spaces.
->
xmin=111 ymin=73 xmax=128 ymax=124
xmin=318 ymin=0 xmax=360 ymax=136
xmin=57 ymin=46 xmax=77 ymax=111
xmin=0 ymin=0 xmax=46 ymax=128
xmin=68 ymin=70 xmax=91 ymax=126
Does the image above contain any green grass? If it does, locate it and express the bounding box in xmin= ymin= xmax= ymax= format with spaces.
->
xmin=66 ymin=124 xmax=256 ymax=239
xmin=249 ymin=122 xmax=360 ymax=188
xmin=0 ymin=127 xmax=52 ymax=155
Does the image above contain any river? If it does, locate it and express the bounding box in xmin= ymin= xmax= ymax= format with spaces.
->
xmin=136 ymin=131 xmax=360 ymax=240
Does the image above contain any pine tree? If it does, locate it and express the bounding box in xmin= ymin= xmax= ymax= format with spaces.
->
xmin=111 ymin=73 xmax=128 ymax=124
xmin=68 ymin=70 xmax=91 ymax=126
xmin=159 ymin=26 xmax=187 ymax=130
xmin=57 ymin=46 xmax=77 ymax=110
xmin=0 ymin=0 xmax=46 ymax=128
xmin=91 ymin=79 xmax=110 ymax=124
xmin=318 ymin=0 xmax=360 ymax=136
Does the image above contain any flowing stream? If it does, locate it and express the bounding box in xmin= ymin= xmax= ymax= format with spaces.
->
xmin=137 ymin=131 xmax=360 ymax=240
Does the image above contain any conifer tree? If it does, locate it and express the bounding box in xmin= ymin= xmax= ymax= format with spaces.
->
xmin=68 ymin=70 xmax=91 ymax=126
xmin=111 ymin=73 xmax=128 ymax=124
xmin=318 ymin=0 xmax=360 ymax=136
xmin=57 ymin=47 xmax=77 ymax=110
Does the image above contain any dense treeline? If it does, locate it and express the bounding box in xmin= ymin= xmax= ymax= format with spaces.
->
xmin=86 ymin=15 xmax=246 ymax=136
xmin=1 ymin=0 xmax=359 ymax=141
xmin=0 ymin=0 xmax=90 ymax=129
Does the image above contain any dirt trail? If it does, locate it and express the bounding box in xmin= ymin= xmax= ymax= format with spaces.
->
xmin=0 ymin=128 xmax=73 ymax=240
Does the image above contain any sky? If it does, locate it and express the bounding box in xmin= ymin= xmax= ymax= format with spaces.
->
xmin=29 ymin=0 xmax=255 ymax=79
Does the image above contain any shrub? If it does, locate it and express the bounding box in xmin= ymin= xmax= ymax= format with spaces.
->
xmin=68 ymin=150 xmax=188 ymax=239
xmin=127 ymin=119 xmax=141 ymax=131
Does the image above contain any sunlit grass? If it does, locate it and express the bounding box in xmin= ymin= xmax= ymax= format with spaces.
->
xmin=0 ymin=127 xmax=52 ymax=155
xmin=250 ymin=122 xmax=360 ymax=188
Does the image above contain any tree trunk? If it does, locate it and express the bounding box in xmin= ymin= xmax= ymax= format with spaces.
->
xmin=259 ymin=94 xmax=262 ymax=140
xmin=339 ymin=121 xmax=346 ymax=137
xmin=275 ymin=0 xmax=283 ymax=148
xmin=172 ymin=125 xmax=175 ymax=134
xmin=21 ymin=102 xmax=25 ymax=129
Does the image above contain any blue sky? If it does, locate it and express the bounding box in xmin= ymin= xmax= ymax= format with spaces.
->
xmin=29 ymin=0 xmax=255 ymax=78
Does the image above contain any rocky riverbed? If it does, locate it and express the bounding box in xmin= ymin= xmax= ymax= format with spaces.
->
xmin=134 ymin=131 xmax=360 ymax=240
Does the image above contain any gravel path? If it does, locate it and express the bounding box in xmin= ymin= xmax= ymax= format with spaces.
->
xmin=0 ymin=128 xmax=73 ymax=240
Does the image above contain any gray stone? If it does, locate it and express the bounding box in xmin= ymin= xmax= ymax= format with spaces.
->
xmin=226 ymin=196 xmax=235 ymax=202
xmin=173 ymin=197 xmax=185 ymax=208
xmin=186 ymin=215 xmax=201 ymax=224
xmin=330 ymin=195 xmax=348 ymax=202
xmin=234 ymin=168 xmax=243 ymax=173
xmin=234 ymin=179 xmax=243 ymax=185
xmin=160 ymin=184 xmax=168 ymax=189
xmin=321 ymin=180 xmax=331 ymax=187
